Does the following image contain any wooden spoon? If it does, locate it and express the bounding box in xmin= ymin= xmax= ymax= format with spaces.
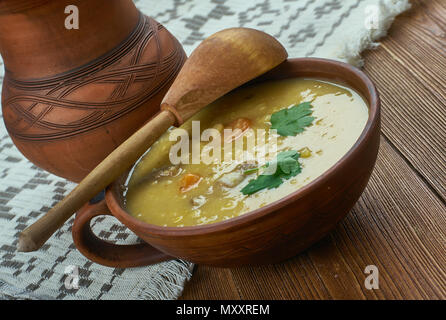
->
xmin=17 ymin=27 xmax=287 ymax=252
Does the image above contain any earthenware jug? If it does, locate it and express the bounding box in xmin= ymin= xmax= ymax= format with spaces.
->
xmin=0 ymin=0 xmax=186 ymax=182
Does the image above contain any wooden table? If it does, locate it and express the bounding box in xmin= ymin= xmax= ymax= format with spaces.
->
xmin=180 ymin=0 xmax=446 ymax=300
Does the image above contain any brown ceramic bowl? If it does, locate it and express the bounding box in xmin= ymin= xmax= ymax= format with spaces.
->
xmin=72 ymin=58 xmax=380 ymax=268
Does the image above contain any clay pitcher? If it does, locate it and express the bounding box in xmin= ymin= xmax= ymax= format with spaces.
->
xmin=0 ymin=0 xmax=186 ymax=182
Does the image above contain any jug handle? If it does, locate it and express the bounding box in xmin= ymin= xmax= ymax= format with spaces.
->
xmin=72 ymin=198 xmax=172 ymax=268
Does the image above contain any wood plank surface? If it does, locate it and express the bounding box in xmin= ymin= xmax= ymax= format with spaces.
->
xmin=180 ymin=0 xmax=446 ymax=300
xmin=363 ymin=0 xmax=446 ymax=200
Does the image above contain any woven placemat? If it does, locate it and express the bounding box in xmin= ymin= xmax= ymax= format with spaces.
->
xmin=0 ymin=0 xmax=410 ymax=300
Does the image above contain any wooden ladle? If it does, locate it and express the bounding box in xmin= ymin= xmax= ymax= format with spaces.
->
xmin=17 ymin=27 xmax=287 ymax=252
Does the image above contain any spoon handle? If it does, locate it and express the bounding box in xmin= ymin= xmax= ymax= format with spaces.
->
xmin=17 ymin=110 xmax=176 ymax=252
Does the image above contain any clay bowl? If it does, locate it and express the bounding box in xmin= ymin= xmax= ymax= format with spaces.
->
xmin=72 ymin=58 xmax=380 ymax=268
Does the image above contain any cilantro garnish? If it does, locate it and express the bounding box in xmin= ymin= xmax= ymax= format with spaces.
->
xmin=241 ymin=150 xmax=302 ymax=195
xmin=240 ymin=102 xmax=314 ymax=195
xmin=240 ymin=174 xmax=283 ymax=195
xmin=270 ymin=102 xmax=315 ymax=136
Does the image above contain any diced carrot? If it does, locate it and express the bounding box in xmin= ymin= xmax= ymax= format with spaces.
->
xmin=179 ymin=173 xmax=202 ymax=193
xmin=225 ymin=118 xmax=251 ymax=142
xmin=228 ymin=117 xmax=251 ymax=132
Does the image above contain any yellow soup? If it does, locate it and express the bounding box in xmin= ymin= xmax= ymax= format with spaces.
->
xmin=125 ymin=78 xmax=369 ymax=227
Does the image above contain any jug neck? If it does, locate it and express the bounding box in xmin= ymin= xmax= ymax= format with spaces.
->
xmin=0 ymin=0 xmax=139 ymax=80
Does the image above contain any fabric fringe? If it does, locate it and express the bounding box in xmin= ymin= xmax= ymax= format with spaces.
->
xmin=339 ymin=0 xmax=411 ymax=67
xmin=135 ymin=260 xmax=194 ymax=300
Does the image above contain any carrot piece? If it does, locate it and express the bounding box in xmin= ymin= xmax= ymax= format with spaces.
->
xmin=225 ymin=118 xmax=251 ymax=142
xmin=228 ymin=117 xmax=251 ymax=132
xmin=179 ymin=173 xmax=202 ymax=193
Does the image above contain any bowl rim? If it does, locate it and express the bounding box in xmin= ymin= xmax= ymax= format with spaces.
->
xmin=106 ymin=57 xmax=380 ymax=237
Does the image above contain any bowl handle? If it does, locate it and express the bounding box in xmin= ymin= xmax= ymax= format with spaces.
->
xmin=72 ymin=198 xmax=173 ymax=268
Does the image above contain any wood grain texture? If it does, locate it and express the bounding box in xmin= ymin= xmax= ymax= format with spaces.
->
xmin=180 ymin=0 xmax=446 ymax=300
xmin=363 ymin=0 xmax=446 ymax=200
xmin=179 ymin=266 xmax=241 ymax=300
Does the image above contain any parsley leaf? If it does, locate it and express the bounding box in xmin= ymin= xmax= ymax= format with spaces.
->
xmin=239 ymin=174 xmax=283 ymax=195
xmin=270 ymin=102 xmax=315 ymax=136
xmin=241 ymin=150 xmax=302 ymax=195
xmin=276 ymin=150 xmax=300 ymax=175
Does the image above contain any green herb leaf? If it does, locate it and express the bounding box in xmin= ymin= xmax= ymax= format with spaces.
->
xmin=270 ymin=102 xmax=315 ymax=136
xmin=242 ymin=168 xmax=259 ymax=175
xmin=241 ymin=150 xmax=302 ymax=195
xmin=240 ymin=174 xmax=283 ymax=195
xmin=276 ymin=150 xmax=300 ymax=174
